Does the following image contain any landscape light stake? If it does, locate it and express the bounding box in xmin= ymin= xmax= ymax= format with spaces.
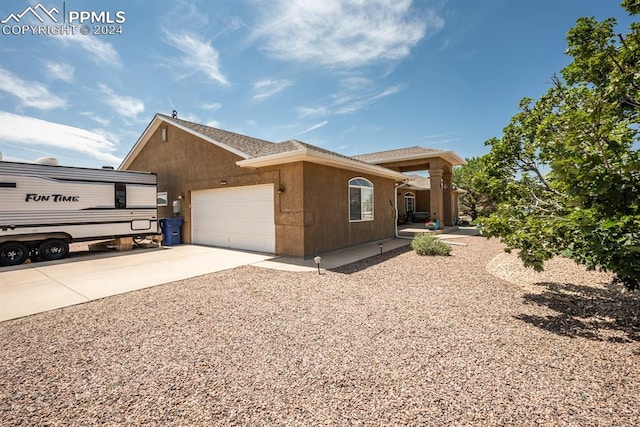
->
xmin=379 ymin=243 xmax=383 ymax=255
xmin=314 ymin=256 xmax=321 ymax=275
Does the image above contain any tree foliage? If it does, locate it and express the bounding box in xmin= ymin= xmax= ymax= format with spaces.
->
xmin=480 ymin=3 xmax=640 ymax=289
xmin=453 ymin=155 xmax=501 ymax=221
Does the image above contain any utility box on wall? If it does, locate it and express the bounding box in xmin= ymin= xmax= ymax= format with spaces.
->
xmin=172 ymin=199 xmax=182 ymax=215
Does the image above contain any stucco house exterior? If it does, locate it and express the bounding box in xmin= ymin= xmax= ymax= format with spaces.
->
xmin=120 ymin=113 xmax=465 ymax=257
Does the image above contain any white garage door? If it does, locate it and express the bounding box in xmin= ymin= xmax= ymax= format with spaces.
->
xmin=191 ymin=184 xmax=275 ymax=253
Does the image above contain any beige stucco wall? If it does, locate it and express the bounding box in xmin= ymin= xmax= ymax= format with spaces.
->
xmin=302 ymin=162 xmax=396 ymax=255
xmin=124 ymin=123 xmax=396 ymax=257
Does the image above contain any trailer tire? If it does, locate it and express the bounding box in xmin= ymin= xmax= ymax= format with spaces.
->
xmin=38 ymin=239 xmax=69 ymax=261
xmin=0 ymin=242 xmax=29 ymax=266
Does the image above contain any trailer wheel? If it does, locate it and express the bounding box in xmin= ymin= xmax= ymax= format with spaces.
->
xmin=38 ymin=239 xmax=69 ymax=261
xmin=0 ymin=242 xmax=29 ymax=266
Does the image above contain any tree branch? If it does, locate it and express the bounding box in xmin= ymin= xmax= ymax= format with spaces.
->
xmin=617 ymin=34 xmax=640 ymax=92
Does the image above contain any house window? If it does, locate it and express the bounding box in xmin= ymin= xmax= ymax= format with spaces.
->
xmin=349 ymin=178 xmax=374 ymax=221
xmin=404 ymin=192 xmax=415 ymax=213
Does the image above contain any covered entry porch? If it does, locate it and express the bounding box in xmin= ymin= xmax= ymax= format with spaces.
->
xmin=354 ymin=147 xmax=466 ymax=226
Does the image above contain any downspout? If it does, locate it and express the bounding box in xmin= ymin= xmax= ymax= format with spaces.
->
xmin=394 ymin=179 xmax=412 ymax=239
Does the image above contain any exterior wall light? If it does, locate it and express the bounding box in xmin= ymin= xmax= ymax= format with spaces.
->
xmin=220 ymin=180 xmax=227 ymax=185
xmin=278 ymin=184 xmax=285 ymax=193
xmin=314 ymin=256 xmax=321 ymax=274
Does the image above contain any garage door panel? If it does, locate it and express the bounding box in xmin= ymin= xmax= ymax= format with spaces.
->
xmin=191 ymin=185 xmax=275 ymax=253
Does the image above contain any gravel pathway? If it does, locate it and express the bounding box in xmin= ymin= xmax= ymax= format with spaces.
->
xmin=1 ymin=236 xmax=639 ymax=425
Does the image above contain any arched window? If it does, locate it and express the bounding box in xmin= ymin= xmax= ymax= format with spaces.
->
xmin=404 ymin=192 xmax=415 ymax=213
xmin=349 ymin=178 xmax=374 ymax=221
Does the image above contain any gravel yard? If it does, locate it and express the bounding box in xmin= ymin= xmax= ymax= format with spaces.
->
xmin=1 ymin=236 xmax=639 ymax=425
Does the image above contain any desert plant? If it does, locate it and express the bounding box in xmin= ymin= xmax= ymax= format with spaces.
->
xmin=411 ymin=234 xmax=451 ymax=256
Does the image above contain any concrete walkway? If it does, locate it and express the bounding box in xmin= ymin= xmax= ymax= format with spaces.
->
xmin=1 ymin=238 xmax=413 ymax=322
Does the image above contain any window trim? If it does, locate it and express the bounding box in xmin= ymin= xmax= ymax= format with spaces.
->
xmin=404 ymin=192 xmax=416 ymax=213
xmin=348 ymin=177 xmax=374 ymax=222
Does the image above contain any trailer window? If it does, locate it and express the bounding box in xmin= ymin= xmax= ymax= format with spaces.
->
xmin=115 ymin=183 xmax=126 ymax=209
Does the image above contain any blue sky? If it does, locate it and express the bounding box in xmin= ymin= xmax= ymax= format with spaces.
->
xmin=0 ymin=0 xmax=634 ymax=168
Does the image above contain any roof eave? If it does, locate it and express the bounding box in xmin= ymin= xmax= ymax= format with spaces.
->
xmin=367 ymin=150 xmax=467 ymax=167
xmin=237 ymin=149 xmax=408 ymax=181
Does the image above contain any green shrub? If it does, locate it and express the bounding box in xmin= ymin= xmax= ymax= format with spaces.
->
xmin=411 ymin=234 xmax=452 ymax=256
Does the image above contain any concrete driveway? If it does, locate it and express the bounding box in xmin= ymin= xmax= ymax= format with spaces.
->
xmin=0 ymin=245 xmax=275 ymax=322
xmin=0 ymin=238 xmax=414 ymax=322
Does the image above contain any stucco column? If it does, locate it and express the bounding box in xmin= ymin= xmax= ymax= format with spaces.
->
xmin=452 ymin=191 xmax=460 ymax=224
xmin=442 ymin=171 xmax=453 ymax=226
xmin=429 ymin=168 xmax=443 ymax=224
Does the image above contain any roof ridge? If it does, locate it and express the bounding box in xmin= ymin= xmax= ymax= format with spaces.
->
xmin=283 ymin=139 xmax=388 ymax=168
xmin=157 ymin=113 xmax=275 ymax=145
xmin=353 ymin=145 xmax=423 ymax=157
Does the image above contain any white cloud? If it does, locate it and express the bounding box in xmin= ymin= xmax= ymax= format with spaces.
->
xmin=201 ymin=102 xmax=222 ymax=111
xmin=295 ymin=106 xmax=329 ymax=118
xmin=163 ymin=30 xmax=229 ymax=86
xmin=55 ymin=33 xmax=121 ymax=66
xmin=340 ymin=76 xmax=373 ymax=90
xmin=80 ymin=111 xmax=110 ymax=126
xmin=298 ymin=120 xmax=329 ymax=135
xmin=97 ymin=84 xmax=144 ymax=118
xmin=44 ymin=61 xmax=75 ymax=82
xmin=251 ymin=0 xmax=442 ymax=68
xmin=297 ymin=83 xmax=406 ymax=117
xmin=204 ymin=119 xmax=221 ymax=128
xmin=335 ymin=84 xmax=406 ymax=114
xmin=252 ymin=78 xmax=294 ymax=100
xmin=0 ymin=67 xmax=66 ymax=110
xmin=0 ymin=111 xmax=121 ymax=164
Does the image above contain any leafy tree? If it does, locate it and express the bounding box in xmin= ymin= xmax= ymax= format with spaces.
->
xmin=479 ymin=3 xmax=640 ymax=290
xmin=453 ymin=155 xmax=501 ymax=221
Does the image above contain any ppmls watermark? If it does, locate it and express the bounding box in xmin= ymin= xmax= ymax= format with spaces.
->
xmin=1 ymin=2 xmax=126 ymax=36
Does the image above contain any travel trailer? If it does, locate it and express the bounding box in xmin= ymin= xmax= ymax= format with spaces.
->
xmin=0 ymin=158 xmax=158 ymax=266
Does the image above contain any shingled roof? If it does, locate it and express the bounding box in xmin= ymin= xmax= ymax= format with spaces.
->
xmin=120 ymin=113 xmax=408 ymax=180
xmin=156 ymin=116 xmax=392 ymax=170
xmin=121 ymin=113 xmax=466 ymax=180
xmin=405 ymin=174 xmax=431 ymax=190
xmin=353 ymin=146 xmax=449 ymax=164
xmin=355 ymin=147 xmax=467 ymax=168
xmin=157 ymin=114 xmax=274 ymax=158
xmin=156 ymin=116 xmax=372 ymax=165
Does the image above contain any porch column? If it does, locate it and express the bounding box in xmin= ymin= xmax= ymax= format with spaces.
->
xmin=442 ymin=171 xmax=453 ymax=226
xmin=452 ymin=191 xmax=460 ymax=224
xmin=429 ymin=168 xmax=443 ymax=224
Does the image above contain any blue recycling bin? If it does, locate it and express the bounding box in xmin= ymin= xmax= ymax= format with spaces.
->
xmin=159 ymin=217 xmax=183 ymax=246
